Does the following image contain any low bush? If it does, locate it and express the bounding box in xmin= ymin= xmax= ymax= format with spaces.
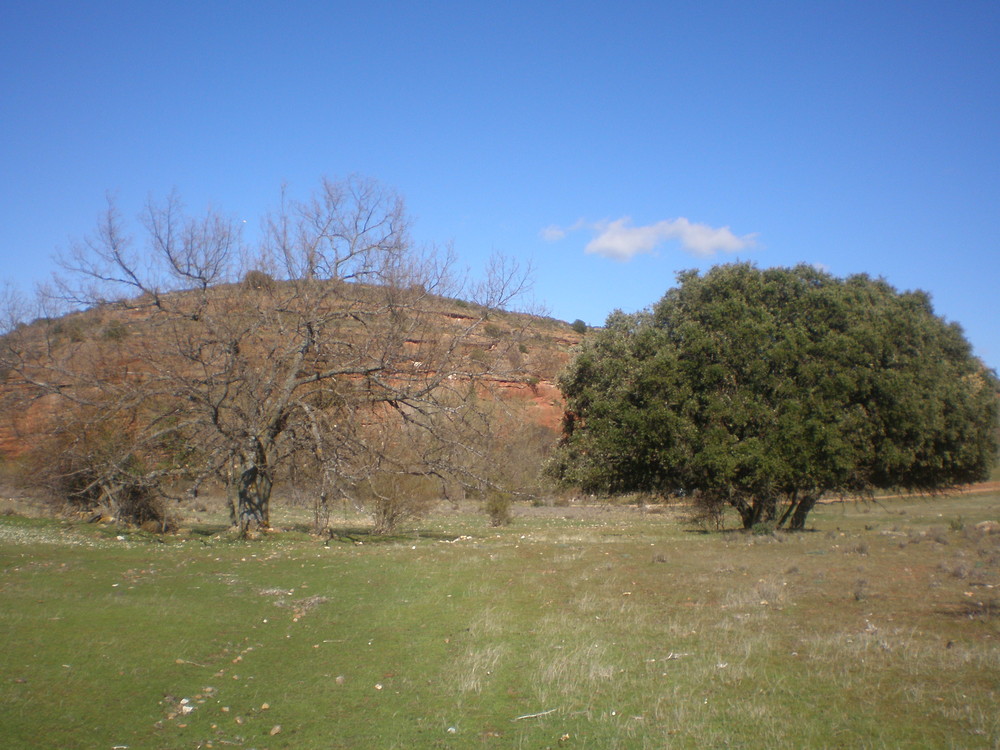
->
xmin=241 ymin=269 xmax=277 ymax=293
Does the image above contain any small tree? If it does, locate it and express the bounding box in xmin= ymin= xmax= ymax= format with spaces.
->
xmin=24 ymin=405 xmax=169 ymax=528
xmin=552 ymin=263 xmax=999 ymax=530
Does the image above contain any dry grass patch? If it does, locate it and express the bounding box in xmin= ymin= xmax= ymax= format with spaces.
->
xmin=456 ymin=643 xmax=508 ymax=694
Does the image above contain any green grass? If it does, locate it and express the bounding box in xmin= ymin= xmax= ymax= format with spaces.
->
xmin=1 ymin=493 xmax=999 ymax=749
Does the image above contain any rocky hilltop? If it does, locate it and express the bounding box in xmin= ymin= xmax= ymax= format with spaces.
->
xmin=0 ymin=284 xmax=583 ymax=458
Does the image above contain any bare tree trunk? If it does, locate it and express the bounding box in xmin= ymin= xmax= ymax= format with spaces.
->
xmin=235 ymin=462 xmax=271 ymax=535
xmin=234 ymin=439 xmax=273 ymax=535
xmin=226 ymin=463 xmax=238 ymax=526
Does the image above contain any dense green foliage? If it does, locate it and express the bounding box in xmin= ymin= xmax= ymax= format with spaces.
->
xmin=553 ymin=263 xmax=999 ymax=529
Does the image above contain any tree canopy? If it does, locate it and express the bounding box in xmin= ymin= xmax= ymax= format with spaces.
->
xmin=552 ymin=263 xmax=999 ymax=529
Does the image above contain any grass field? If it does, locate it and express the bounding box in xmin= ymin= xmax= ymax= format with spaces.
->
xmin=1 ymin=492 xmax=998 ymax=749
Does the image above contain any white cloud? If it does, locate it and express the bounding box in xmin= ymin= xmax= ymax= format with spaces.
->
xmin=539 ymin=224 xmax=567 ymax=242
xmin=584 ymin=218 xmax=666 ymax=260
xmin=543 ymin=216 xmax=758 ymax=261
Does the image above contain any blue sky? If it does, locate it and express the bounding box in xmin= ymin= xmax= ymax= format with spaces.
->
xmin=3 ymin=2 xmax=998 ymax=368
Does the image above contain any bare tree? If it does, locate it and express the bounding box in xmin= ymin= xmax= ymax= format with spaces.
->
xmin=2 ymin=176 xmax=532 ymax=535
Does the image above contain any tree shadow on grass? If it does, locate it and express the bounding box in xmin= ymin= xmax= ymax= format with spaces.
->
xmin=320 ymin=525 xmax=479 ymax=544
xmin=147 ymin=520 xmax=479 ymax=545
xmin=681 ymin=526 xmax=824 ymax=536
xmin=188 ymin=523 xmax=231 ymax=537
xmin=937 ymin=597 xmax=999 ymax=620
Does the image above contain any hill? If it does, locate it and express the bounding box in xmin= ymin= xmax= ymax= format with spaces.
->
xmin=1 ymin=284 xmax=581 ymax=456
xmin=0 ymin=277 xmax=583 ymax=529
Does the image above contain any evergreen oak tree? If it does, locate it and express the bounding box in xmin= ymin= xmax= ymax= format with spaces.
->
xmin=552 ymin=264 xmax=998 ymax=529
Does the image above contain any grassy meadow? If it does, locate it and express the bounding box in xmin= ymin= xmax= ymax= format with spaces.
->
xmin=1 ymin=492 xmax=998 ymax=749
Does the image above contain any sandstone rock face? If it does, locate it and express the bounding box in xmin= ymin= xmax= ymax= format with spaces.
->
xmin=488 ymin=376 xmax=560 ymax=421
xmin=0 ymin=299 xmax=583 ymax=459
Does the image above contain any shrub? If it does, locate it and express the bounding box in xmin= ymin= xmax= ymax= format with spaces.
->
xmin=929 ymin=526 xmax=950 ymax=544
xmin=686 ymin=500 xmax=725 ymax=531
xmin=358 ymin=473 xmax=439 ymax=535
xmin=853 ymin=579 xmax=869 ymax=601
xmin=570 ymin=319 xmax=587 ymax=334
xmin=241 ymin=269 xmax=277 ymax=293
xmin=485 ymin=492 xmax=513 ymax=527
xmin=42 ymin=450 xmax=168 ymax=528
xmin=102 ymin=321 xmax=129 ymax=341
xmin=17 ymin=407 xmax=172 ymax=530
xmin=470 ymin=348 xmax=491 ymax=366
xmin=53 ymin=319 xmax=87 ymax=343
xmin=507 ymin=347 xmax=524 ymax=369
